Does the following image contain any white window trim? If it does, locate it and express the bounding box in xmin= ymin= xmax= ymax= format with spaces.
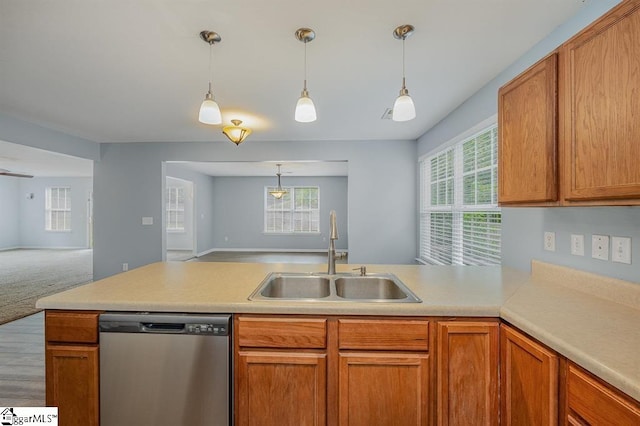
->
xmin=45 ymin=187 xmax=72 ymax=232
xmin=264 ymin=186 xmax=321 ymax=234
xmin=419 ymin=114 xmax=497 ymax=161
xmin=166 ymin=186 xmax=186 ymax=232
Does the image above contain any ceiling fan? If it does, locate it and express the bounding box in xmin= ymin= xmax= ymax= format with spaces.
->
xmin=0 ymin=168 xmax=34 ymax=178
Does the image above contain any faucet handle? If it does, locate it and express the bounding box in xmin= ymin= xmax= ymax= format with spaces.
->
xmin=352 ymin=266 xmax=366 ymax=276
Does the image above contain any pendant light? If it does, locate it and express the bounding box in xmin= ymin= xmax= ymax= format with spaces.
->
xmin=198 ymin=30 xmax=222 ymax=125
xmin=392 ymin=24 xmax=416 ymax=122
xmin=222 ymin=119 xmax=252 ymax=146
xmin=269 ymin=164 xmax=288 ymax=199
xmin=294 ymin=28 xmax=317 ymax=123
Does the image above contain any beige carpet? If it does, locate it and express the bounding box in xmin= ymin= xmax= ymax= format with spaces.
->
xmin=0 ymin=249 xmax=93 ymax=325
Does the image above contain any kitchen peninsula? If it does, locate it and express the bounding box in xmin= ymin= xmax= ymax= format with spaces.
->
xmin=37 ymin=260 xmax=640 ymax=425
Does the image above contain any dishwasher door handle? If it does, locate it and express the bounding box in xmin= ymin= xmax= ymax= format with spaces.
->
xmin=141 ymin=322 xmax=186 ymax=333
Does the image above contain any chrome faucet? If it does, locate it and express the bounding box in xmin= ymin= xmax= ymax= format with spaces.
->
xmin=328 ymin=210 xmax=338 ymax=274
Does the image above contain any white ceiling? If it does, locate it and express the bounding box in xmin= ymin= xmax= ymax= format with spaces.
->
xmin=170 ymin=160 xmax=348 ymax=177
xmin=0 ymin=140 xmax=93 ymax=178
xmin=0 ymin=0 xmax=587 ymax=145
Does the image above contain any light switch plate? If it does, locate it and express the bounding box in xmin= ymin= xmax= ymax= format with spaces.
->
xmin=544 ymin=231 xmax=556 ymax=252
xmin=142 ymin=217 xmax=153 ymax=225
xmin=611 ymin=236 xmax=631 ymax=264
xmin=570 ymin=234 xmax=585 ymax=256
xmin=591 ymin=235 xmax=609 ymax=261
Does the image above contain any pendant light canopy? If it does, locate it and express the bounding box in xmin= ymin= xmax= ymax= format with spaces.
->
xmin=222 ymin=119 xmax=252 ymax=146
xmin=392 ymin=24 xmax=416 ymax=122
xmin=269 ymin=164 xmax=288 ymax=199
xmin=294 ymin=28 xmax=317 ymax=123
xmin=198 ymin=30 xmax=222 ymax=125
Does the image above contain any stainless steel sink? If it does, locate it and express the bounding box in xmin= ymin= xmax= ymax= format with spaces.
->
xmin=249 ymin=272 xmax=421 ymax=303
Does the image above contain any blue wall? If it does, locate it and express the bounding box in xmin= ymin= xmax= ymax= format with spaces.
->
xmin=417 ymin=0 xmax=640 ymax=282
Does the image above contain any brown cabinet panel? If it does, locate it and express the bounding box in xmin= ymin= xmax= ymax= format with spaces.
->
xmin=236 ymin=351 xmax=326 ymax=426
xmin=566 ymin=362 xmax=640 ymax=425
xmin=237 ymin=316 xmax=327 ymax=349
xmin=562 ymin=0 xmax=640 ymax=203
xmin=45 ymin=310 xmax=100 ymax=344
xmin=498 ymin=53 xmax=558 ymax=205
xmin=501 ymin=324 xmax=559 ymax=426
xmin=338 ymin=318 xmax=429 ymax=351
xmin=338 ymin=352 xmax=430 ymax=426
xmin=437 ymin=321 xmax=499 ymax=426
xmin=45 ymin=344 xmax=99 ymax=426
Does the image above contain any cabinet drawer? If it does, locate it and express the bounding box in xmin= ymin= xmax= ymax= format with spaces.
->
xmin=567 ymin=363 xmax=640 ymax=425
xmin=45 ymin=310 xmax=101 ymax=344
xmin=338 ymin=319 xmax=429 ymax=351
xmin=237 ymin=316 xmax=327 ymax=349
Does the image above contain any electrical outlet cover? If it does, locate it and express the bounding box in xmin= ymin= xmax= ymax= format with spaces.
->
xmin=591 ymin=235 xmax=610 ymax=261
xmin=544 ymin=231 xmax=556 ymax=252
xmin=571 ymin=234 xmax=585 ymax=256
xmin=611 ymin=236 xmax=631 ymax=264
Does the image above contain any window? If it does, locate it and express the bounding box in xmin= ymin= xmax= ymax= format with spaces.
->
xmin=265 ymin=186 xmax=320 ymax=233
xmin=45 ymin=187 xmax=71 ymax=231
xmin=419 ymin=122 xmax=501 ymax=265
xmin=166 ymin=186 xmax=185 ymax=231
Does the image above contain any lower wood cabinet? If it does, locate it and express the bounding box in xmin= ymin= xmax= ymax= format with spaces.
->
xmin=566 ymin=362 xmax=640 ymax=426
xmin=437 ymin=321 xmax=499 ymax=426
xmin=45 ymin=310 xmax=101 ymax=426
xmin=236 ymin=351 xmax=326 ymax=426
xmin=501 ymin=323 xmax=559 ymax=426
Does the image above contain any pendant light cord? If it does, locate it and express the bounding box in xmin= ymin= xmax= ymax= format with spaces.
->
xmin=208 ymin=43 xmax=213 ymax=93
xmin=402 ymin=38 xmax=406 ymax=90
xmin=303 ymin=41 xmax=308 ymax=91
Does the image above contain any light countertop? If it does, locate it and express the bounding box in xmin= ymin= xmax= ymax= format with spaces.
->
xmin=37 ymin=260 xmax=640 ymax=401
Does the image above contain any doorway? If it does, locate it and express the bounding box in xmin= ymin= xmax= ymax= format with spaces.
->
xmin=165 ymin=176 xmax=196 ymax=261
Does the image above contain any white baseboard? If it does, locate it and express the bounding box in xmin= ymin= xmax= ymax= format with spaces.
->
xmin=0 ymin=246 xmax=21 ymax=252
xmin=9 ymin=246 xmax=91 ymax=250
xmin=208 ymin=248 xmax=349 ymax=254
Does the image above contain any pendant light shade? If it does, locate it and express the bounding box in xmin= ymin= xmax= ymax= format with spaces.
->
xmin=392 ymin=25 xmax=416 ymax=122
xmin=269 ymin=164 xmax=288 ymax=199
xmin=222 ymin=119 xmax=252 ymax=146
xmin=198 ymin=30 xmax=222 ymax=125
xmin=294 ymin=28 xmax=317 ymax=123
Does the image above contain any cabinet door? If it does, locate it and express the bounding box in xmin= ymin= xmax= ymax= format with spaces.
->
xmin=498 ymin=53 xmax=558 ymax=204
xmin=45 ymin=344 xmax=99 ymax=426
xmin=236 ymin=351 xmax=326 ymax=426
xmin=566 ymin=362 xmax=640 ymax=426
xmin=437 ymin=321 xmax=499 ymax=426
xmin=561 ymin=0 xmax=640 ymax=203
xmin=338 ymin=352 xmax=429 ymax=426
xmin=501 ymin=324 xmax=559 ymax=426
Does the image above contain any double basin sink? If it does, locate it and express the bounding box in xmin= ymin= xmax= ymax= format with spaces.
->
xmin=249 ymin=272 xmax=421 ymax=303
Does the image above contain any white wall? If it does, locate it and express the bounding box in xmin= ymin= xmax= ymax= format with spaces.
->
xmin=0 ymin=177 xmax=20 ymax=249
xmin=211 ymin=176 xmax=348 ymax=251
xmin=417 ymin=0 xmax=640 ymax=282
xmin=93 ymin=140 xmax=416 ymax=279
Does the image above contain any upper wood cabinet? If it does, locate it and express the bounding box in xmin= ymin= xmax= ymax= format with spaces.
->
xmin=498 ymin=53 xmax=559 ymax=205
xmin=498 ymin=0 xmax=640 ymax=206
xmin=561 ymin=0 xmax=640 ymax=204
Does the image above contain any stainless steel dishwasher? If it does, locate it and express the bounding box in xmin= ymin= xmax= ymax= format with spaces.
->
xmin=99 ymin=312 xmax=231 ymax=426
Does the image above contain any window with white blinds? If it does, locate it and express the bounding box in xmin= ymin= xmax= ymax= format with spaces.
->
xmin=265 ymin=186 xmax=320 ymax=233
xmin=166 ymin=187 xmax=185 ymax=231
xmin=45 ymin=187 xmax=71 ymax=231
xmin=419 ymin=124 xmax=501 ymax=265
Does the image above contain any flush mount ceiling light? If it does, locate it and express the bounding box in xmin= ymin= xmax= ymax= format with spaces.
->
xmin=222 ymin=119 xmax=252 ymax=146
xmin=269 ymin=164 xmax=288 ymax=199
xmin=198 ymin=30 xmax=223 ymax=125
xmin=294 ymin=28 xmax=317 ymax=123
xmin=392 ymin=24 xmax=416 ymax=122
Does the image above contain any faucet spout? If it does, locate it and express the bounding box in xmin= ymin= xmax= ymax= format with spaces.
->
xmin=328 ymin=210 xmax=338 ymax=274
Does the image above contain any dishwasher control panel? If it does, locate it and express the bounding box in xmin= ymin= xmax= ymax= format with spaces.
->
xmin=186 ymin=323 xmax=228 ymax=335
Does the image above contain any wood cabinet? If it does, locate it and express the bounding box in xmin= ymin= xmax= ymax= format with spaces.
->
xmin=565 ymin=362 xmax=640 ymax=426
xmin=561 ymin=0 xmax=640 ymax=204
xmin=498 ymin=0 xmax=640 ymax=206
xmin=498 ymin=53 xmax=559 ymax=205
xmin=45 ymin=310 xmax=101 ymax=426
xmin=235 ymin=316 xmax=328 ymax=426
xmin=436 ymin=321 xmax=499 ymax=426
xmin=500 ymin=323 xmax=559 ymax=426
xmin=337 ymin=319 xmax=431 ymax=426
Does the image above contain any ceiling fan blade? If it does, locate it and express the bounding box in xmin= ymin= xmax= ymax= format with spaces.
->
xmin=0 ymin=169 xmax=34 ymax=178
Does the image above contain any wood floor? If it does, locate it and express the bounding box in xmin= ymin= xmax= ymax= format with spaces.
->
xmin=0 ymin=312 xmax=44 ymax=406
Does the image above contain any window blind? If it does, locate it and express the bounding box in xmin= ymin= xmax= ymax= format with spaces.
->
xmin=166 ymin=187 xmax=185 ymax=231
xmin=419 ymin=124 xmax=501 ymax=266
xmin=265 ymin=186 xmax=320 ymax=233
xmin=45 ymin=187 xmax=71 ymax=231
